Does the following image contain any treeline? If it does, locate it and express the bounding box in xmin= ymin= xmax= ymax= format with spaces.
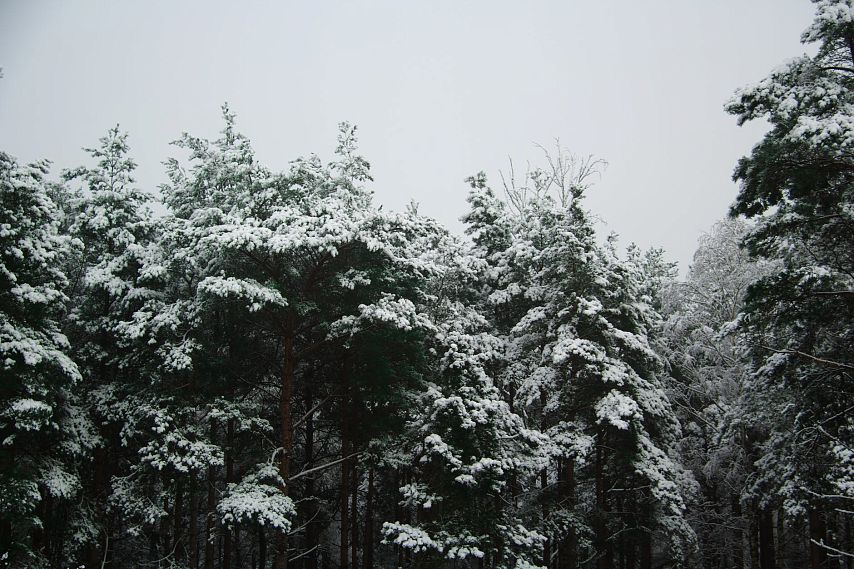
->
xmin=1 ymin=2 xmax=853 ymax=568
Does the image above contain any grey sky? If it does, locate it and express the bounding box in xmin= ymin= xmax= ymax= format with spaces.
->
xmin=0 ymin=1 xmax=814 ymax=270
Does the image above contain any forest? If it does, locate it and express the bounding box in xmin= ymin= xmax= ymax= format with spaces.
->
xmin=1 ymin=2 xmax=853 ymax=569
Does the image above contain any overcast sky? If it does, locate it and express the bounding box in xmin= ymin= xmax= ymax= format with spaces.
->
xmin=0 ymin=1 xmax=815 ymax=271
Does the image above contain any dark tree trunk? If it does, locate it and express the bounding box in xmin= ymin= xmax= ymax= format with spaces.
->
xmin=749 ymin=509 xmax=760 ymax=569
xmin=340 ymin=452 xmax=350 ymax=569
xmin=541 ymin=468 xmax=551 ymax=569
xmin=557 ymin=460 xmax=576 ymax=569
xmin=190 ymin=477 xmax=199 ymax=569
xmin=809 ymin=509 xmax=828 ymax=569
xmin=595 ymin=437 xmax=611 ymax=569
xmin=276 ymin=331 xmax=296 ymax=569
xmin=235 ymin=528 xmax=243 ymax=569
xmin=758 ymin=507 xmax=775 ymax=569
xmin=174 ymin=478 xmax=186 ymax=563
xmin=205 ymin=427 xmax=217 ymax=569
xmin=86 ymin=444 xmax=109 ymax=568
xmin=394 ymin=469 xmax=404 ymax=569
xmin=363 ymin=466 xmax=375 ymax=569
xmin=731 ymin=494 xmax=744 ymax=569
xmin=624 ymin=536 xmax=636 ymax=569
xmin=350 ymin=454 xmax=359 ymax=569
xmin=304 ymin=383 xmax=318 ymax=569
xmin=225 ymin=419 xmax=235 ymax=569
xmin=160 ymin=485 xmax=171 ymax=558
xmin=340 ymin=428 xmax=350 ymax=569
xmin=259 ymin=527 xmax=268 ymax=569
xmin=639 ymin=531 xmax=652 ymax=569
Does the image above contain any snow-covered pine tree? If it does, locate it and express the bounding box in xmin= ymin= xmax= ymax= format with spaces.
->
xmin=657 ymin=219 xmax=770 ymax=568
xmin=60 ymin=126 xmax=163 ymax=566
xmin=465 ymin=149 xmax=696 ymax=568
xmin=726 ymin=1 xmax=854 ymax=564
xmin=0 ymin=153 xmax=82 ymax=567
xmin=380 ymin=243 xmax=548 ymax=569
xmin=157 ymin=107 xmax=442 ymax=569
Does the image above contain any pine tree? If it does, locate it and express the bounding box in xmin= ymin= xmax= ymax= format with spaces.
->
xmin=0 ymin=153 xmax=82 ymax=567
xmin=726 ymin=1 xmax=854 ymax=564
xmin=658 ymin=219 xmax=771 ymax=568
xmin=461 ymin=150 xmax=696 ymax=568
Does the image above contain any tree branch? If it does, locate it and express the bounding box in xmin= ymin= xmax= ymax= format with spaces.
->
xmin=288 ymin=452 xmax=361 ymax=483
xmin=762 ymin=346 xmax=854 ymax=371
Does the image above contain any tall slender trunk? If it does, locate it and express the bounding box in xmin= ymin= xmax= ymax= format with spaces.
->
xmin=758 ymin=507 xmax=775 ymax=569
xmin=276 ymin=331 xmax=296 ymax=569
xmin=340 ymin=447 xmax=350 ymax=569
xmin=809 ymin=509 xmax=828 ymax=569
xmin=595 ymin=436 xmax=611 ymax=569
xmin=340 ymin=356 xmax=351 ymax=569
xmin=624 ymin=532 xmax=636 ymax=569
xmin=639 ymin=531 xmax=652 ymax=569
xmin=174 ymin=479 xmax=186 ymax=563
xmin=394 ymin=469 xmax=404 ymax=569
xmin=749 ymin=509 xmax=760 ymax=569
xmin=259 ymin=527 xmax=267 ymax=569
xmin=731 ymin=494 xmax=744 ymax=569
xmin=160 ymin=478 xmax=171 ymax=558
xmin=225 ymin=419 xmax=235 ymax=569
xmin=541 ymin=468 xmax=551 ymax=569
xmin=304 ymin=382 xmax=318 ymax=569
xmin=558 ymin=460 xmax=576 ymax=569
xmin=363 ymin=467 xmax=375 ymax=569
xmin=190 ymin=477 xmax=199 ymax=569
xmin=235 ymin=528 xmax=243 ymax=569
xmin=350 ymin=455 xmax=359 ymax=569
xmin=86 ymin=444 xmax=109 ymax=568
xmin=205 ymin=421 xmax=217 ymax=569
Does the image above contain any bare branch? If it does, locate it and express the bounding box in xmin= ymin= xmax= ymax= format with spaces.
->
xmin=761 ymin=346 xmax=854 ymax=372
xmin=288 ymin=452 xmax=361 ymax=483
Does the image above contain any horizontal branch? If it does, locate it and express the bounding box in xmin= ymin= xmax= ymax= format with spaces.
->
xmin=811 ymin=539 xmax=854 ymax=558
xmin=288 ymin=452 xmax=361 ymax=483
xmin=762 ymin=346 xmax=854 ymax=372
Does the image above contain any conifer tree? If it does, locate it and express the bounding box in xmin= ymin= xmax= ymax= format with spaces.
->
xmin=726 ymin=1 xmax=854 ymax=564
xmin=0 ymin=153 xmax=82 ymax=567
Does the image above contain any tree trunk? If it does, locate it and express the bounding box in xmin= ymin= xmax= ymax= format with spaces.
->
xmin=624 ymin=535 xmax=636 ymax=569
xmin=340 ymin=450 xmax=350 ymax=569
xmin=351 ymin=454 xmax=359 ymax=569
xmin=395 ymin=469 xmax=404 ymax=569
xmin=749 ymin=509 xmax=760 ymax=569
xmin=174 ymin=478 xmax=186 ymax=563
xmin=205 ymin=422 xmax=217 ymax=569
xmin=304 ymin=382 xmax=318 ymax=569
xmin=340 ymin=356 xmax=351 ymax=569
xmin=276 ymin=331 xmax=296 ymax=569
xmin=731 ymin=493 xmax=744 ymax=569
xmin=809 ymin=509 xmax=828 ymax=569
xmin=160 ymin=483 xmax=171 ymax=559
xmin=225 ymin=419 xmax=235 ymax=569
xmin=259 ymin=527 xmax=267 ymax=569
xmin=541 ymin=468 xmax=551 ymax=569
xmin=639 ymin=531 xmax=652 ymax=569
xmin=190 ymin=477 xmax=199 ymax=569
xmin=758 ymin=507 xmax=775 ymax=569
xmin=363 ymin=466 xmax=375 ymax=569
xmin=235 ymin=528 xmax=243 ymax=569
xmin=86 ymin=444 xmax=109 ymax=568
xmin=595 ymin=436 xmax=611 ymax=569
xmin=557 ymin=459 xmax=576 ymax=569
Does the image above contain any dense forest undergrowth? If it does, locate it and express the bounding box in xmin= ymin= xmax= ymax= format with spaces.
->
xmin=1 ymin=2 xmax=853 ymax=568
